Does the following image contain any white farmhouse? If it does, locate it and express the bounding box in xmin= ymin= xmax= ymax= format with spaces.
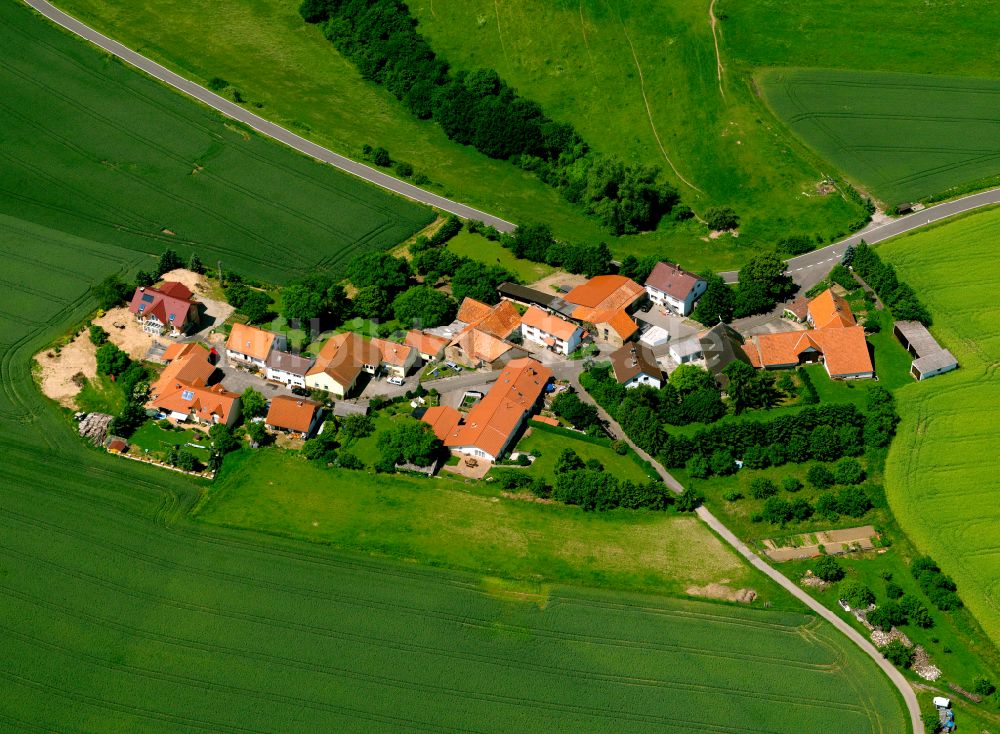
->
xmin=644 ymin=262 xmax=706 ymax=316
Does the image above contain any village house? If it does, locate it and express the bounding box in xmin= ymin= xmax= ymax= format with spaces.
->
xmin=225 ymin=323 xmax=287 ymax=371
xmin=265 ymin=395 xmax=323 ymax=438
xmin=893 ymin=320 xmax=958 ymax=381
xmin=127 ymin=282 xmax=199 ymax=337
xmin=265 ymin=350 xmax=315 ymax=389
xmin=519 ymin=306 xmax=583 ymax=356
xmin=742 ymin=289 xmax=874 ymax=380
xmin=445 ymin=297 xmax=526 ymax=370
xmin=563 ymin=275 xmax=646 ymax=348
xmin=421 ymin=357 xmax=552 ymax=463
xmin=610 ymin=342 xmax=663 ymax=389
xmin=304 ymin=332 xmax=381 ymax=398
xmin=643 ymin=261 xmax=707 ymax=316
xmin=371 ymin=337 xmax=419 ymax=378
xmin=148 ymin=342 xmax=240 ymax=426
xmin=405 ymin=330 xmax=449 ymax=362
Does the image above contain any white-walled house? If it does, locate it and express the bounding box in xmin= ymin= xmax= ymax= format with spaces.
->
xmin=610 ymin=343 xmax=663 ymax=389
xmin=644 ymin=262 xmax=706 ymax=316
xmin=519 ymin=306 xmax=583 ymax=356
xmin=265 ymin=351 xmax=315 ymax=389
xmin=226 ymin=323 xmax=286 ymax=371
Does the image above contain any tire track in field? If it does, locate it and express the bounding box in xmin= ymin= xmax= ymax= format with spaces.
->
xmin=0 ymin=532 xmax=840 ymax=675
xmin=0 ymin=625 xmax=484 ymax=734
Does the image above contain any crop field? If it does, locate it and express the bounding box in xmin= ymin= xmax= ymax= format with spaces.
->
xmin=52 ymin=0 xmax=863 ymax=267
xmin=0 ymin=223 xmax=909 ymax=732
xmin=761 ymin=70 xmax=1000 ymax=205
xmin=880 ymin=206 xmax=1000 ymax=644
xmin=2 ymin=1 xmax=431 ymax=284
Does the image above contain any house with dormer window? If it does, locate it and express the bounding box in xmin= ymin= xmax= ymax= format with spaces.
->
xmin=127 ymin=282 xmax=199 ymax=337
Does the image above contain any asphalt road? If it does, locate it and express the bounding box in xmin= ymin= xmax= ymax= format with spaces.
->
xmin=21 ymin=0 xmax=517 ymax=233
xmin=721 ymin=186 xmax=1000 ymax=284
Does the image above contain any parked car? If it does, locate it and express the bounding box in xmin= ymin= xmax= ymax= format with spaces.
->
xmin=386 ymin=376 xmax=404 ymax=386
xmin=445 ymin=361 xmax=462 ymax=372
xmin=290 ymin=386 xmax=310 ymax=397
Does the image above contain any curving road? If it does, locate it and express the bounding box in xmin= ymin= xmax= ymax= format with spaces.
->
xmin=21 ymin=0 xmax=517 ymax=233
xmin=23 ymin=1 xmax=980 ymax=729
xmin=721 ymin=186 xmax=1000 ymax=284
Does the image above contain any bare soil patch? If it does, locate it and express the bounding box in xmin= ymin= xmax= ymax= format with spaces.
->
xmin=93 ymin=307 xmax=155 ymax=359
xmin=160 ymin=268 xmax=212 ymax=296
xmin=34 ymin=330 xmax=97 ymax=408
xmin=528 ymin=271 xmax=587 ymax=293
xmin=686 ymin=581 xmax=757 ymax=603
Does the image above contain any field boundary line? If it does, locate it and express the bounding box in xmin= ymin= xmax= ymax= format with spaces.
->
xmin=21 ymin=0 xmax=518 ymax=232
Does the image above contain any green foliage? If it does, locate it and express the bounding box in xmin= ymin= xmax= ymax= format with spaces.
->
xmin=157 ymin=248 xmax=183 ymax=276
xmin=828 ymin=264 xmax=856 ymax=291
xmin=245 ymin=420 xmax=273 ymax=447
xmin=691 ymin=272 xmax=734 ymax=325
xmin=704 ymin=206 xmax=739 ymax=231
xmin=885 ymin=581 xmax=904 ymax=600
xmin=208 ymin=423 xmax=239 ymax=454
xmin=376 ymin=419 xmax=441 ymax=468
xmin=352 ymin=285 xmax=393 ymax=321
xmin=675 ymin=486 xmax=705 ymax=512
xmin=839 ymin=580 xmax=875 ymax=609
xmin=833 ymin=458 xmax=865 ymax=485
xmin=339 ymin=414 xmax=374 ymax=443
xmin=450 ymin=260 xmax=513 ymax=304
xmin=240 ymin=388 xmax=267 ymax=419
xmin=347 ymin=251 xmax=411 ymax=294
xmin=881 ymin=638 xmax=914 ymax=668
xmin=109 ymin=401 xmax=146 ymax=438
xmin=95 ymin=342 xmax=131 ymax=377
xmin=551 ymin=392 xmax=599 ymax=431
xmin=852 ymin=242 xmax=931 ymax=325
xmin=88 ymin=324 xmax=109 ymax=346
xmin=238 ymin=290 xmax=274 ymax=324
xmin=782 ymin=477 xmax=803 ymax=493
xmin=748 ymin=478 xmax=778 ymax=499
xmin=761 ymin=496 xmax=792 ymax=525
xmin=94 ymin=274 xmax=133 ymax=310
xmin=973 ymin=676 xmax=996 ymax=696
xmin=813 ymin=554 xmax=845 ymax=582
xmin=281 ymin=274 xmax=351 ymax=325
xmin=391 ymin=285 xmax=456 ymax=328
xmin=723 ymin=360 xmax=780 ymax=414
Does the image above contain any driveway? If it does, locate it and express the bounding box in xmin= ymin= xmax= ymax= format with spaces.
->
xmin=220 ymin=365 xmax=285 ymax=396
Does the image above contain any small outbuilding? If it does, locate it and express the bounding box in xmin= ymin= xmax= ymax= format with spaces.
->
xmin=893 ymin=320 xmax=958 ymax=381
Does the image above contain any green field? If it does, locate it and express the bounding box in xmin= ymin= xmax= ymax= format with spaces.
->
xmin=51 ymin=0 xmax=865 ymax=267
xmin=0 ymin=224 xmax=909 ymax=732
xmin=880 ymin=206 xmax=1000 ymax=644
xmin=3 ymin=1 xmax=431 ymax=283
xmin=761 ymin=70 xmax=1000 ymax=205
xmin=447 ymin=230 xmax=555 ymax=284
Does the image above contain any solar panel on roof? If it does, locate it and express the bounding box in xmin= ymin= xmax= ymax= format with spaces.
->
xmin=141 ymin=294 xmax=154 ymax=303
xmin=181 ymin=389 xmax=195 ymax=400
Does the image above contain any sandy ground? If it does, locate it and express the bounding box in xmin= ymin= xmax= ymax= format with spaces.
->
xmin=527 ymin=271 xmax=587 ymax=293
xmin=35 ymin=330 xmax=97 ymax=408
xmin=93 ymin=307 xmax=155 ymax=360
xmin=685 ymin=582 xmax=757 ymax=604
xmin=160 ymin=268 xmax=211 ymax=295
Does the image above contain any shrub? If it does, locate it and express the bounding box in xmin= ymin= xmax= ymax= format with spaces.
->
xmin=610 ymin=440 xmax=629 ymax=456
xmin=88 ymin=324 xmax=109 ymax=346
xmin=722 ymin=490 xmax=743 ymax=502
xmin=899 ymin=595 xmax=934 ymax=628
xmin=885 ymin=581 xmax=904 ymax=599
xmin=686 ymin=454 xmax=710 ymax=479
xmin=394 ymin=161 xmax=414 ymax=177
xmin=833 ymin=458 xmax=865 ymax=485
xmin=761 ymin=496 xmax=792 ymax=525
xmin=748 ymin=478 xmax=778 ymax=499
xmin=208 ymin=76 xmax=229 ymax=91
xmin=782 ymin=477 xmax=803 ymax=493
xmin=882 ymin=639 xmax=914 ymax=668
xmin=813 ymin=555 xmax=845 ymax=582
xmin=839 ymin=580 xmax=875 ymax=609
xmin=704 ymin=206 xmax=739 ymax=231
xmin=806 ymin=465 xmax=835 ymax=489
xmin=675 ymin=487 xmax=704 ymax=512
xmin=788 ymin=498 xmax=814 ymax=521
xmin=709 ymin=449 xmax=736 ymax=476
xmin=973 ymin=677 xmax=996 ymax=697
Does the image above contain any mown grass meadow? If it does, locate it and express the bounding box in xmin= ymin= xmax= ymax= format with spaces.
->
xmin=3 ymin=1 xmax=431 ymax=284
xmin=881 ymin=206 xmax=1000 ymax=644
xmin=761 ymin=70 xmax=1000 ymax=205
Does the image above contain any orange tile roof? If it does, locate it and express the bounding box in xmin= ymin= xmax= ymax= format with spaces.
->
xmin=449 ymin=325 xmax=515 ymax=364
xmin=808 ymin=289 xmax=856 ymax=329
xmin=307 ymin=332 xmax=380 ymax=387
xmin=530 ymin=415 xmax=560 ymax=427
xmin=601 ymin=309 xmax=639 ymax=341
xmin=226 ymin=323 xmax=277 ymax=361
xmin=743 ymin=326 xmax=872 ymax=377
xmin=152 ymin=343 xmax=216 ymax=393
xmin=520 ymin=306 xmax=580 ymax=341
xmin=430 ymin=358 xmax=552 ymax=459
xmin=266 ymin=395 xmax=321 ymax=433
xmin=564 ymin=275 xmax=644 ymax=312
xmin=475 ymin=300 xmax=521 ymax=339
xmin=161 ymin=342 xmax=188 ymax=362
xmin=421 ymin=405 xmax=462 ymax=441
xmin=154 ymin=383 xmax=239 ymax=424
xmin=371 ymin=337 xmax=416 ymax=367
xmin=405 ymin=330 xmax=449 ymax=357
xmin=456 ymin=297 xmax=493 ymax=324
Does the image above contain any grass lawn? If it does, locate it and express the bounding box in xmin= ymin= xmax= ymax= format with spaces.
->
xmin=760 ymin=69 xmax=1000 ymax=205
xmin=447 ymin=231 xmax=554 ymax=283
xmin=52 ymin=0 xmax=864 ymax=269
xmin=511 ymin=424 xmax=655 ymax=485
xmin=879 ymin=207 xmax=1000 ymax=646
xmin=3 ymin=1 xmax=431 ymax=284
xmin=198 ymin=450 xmax=773 ymax=601
xmin=74 ymin=373 xmax=126 ymax=415
xmin=129 ymin=420 xmax=212 ymax=462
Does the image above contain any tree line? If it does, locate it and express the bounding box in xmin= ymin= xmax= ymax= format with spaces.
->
xmin=299 ymin=0 xmax=683 ymax=234
xmin=850 ymin=242 xmax=931 ymax=325
xmin=466 ymin=220 xmax=614 ymax=278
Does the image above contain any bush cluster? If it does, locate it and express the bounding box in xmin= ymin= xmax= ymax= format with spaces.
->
xmin=300 ymin=0 xmax=681 ymax=234
xmin=851 ymin=243 xmax=931 ymax=324
xmin=911 ymin=556 xmax=962 ymax=611
xmin=545 ymin=448 xmax=672 ymax=511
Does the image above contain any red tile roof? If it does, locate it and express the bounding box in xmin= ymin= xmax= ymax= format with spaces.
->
xmin=421 ymin=405 xmax=462 ymax=441
xmin=307 ymin=333 xmax=381 ymax=387
xmin=808 ymin=289 xmax=856 ymax=329
xmin=266 ymin=396 xmax=321 ymax=433
xmin=128 ymin=283 xmax=197 ymax=329
xmin=405 ymin=330 xmax=449 ymax=358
